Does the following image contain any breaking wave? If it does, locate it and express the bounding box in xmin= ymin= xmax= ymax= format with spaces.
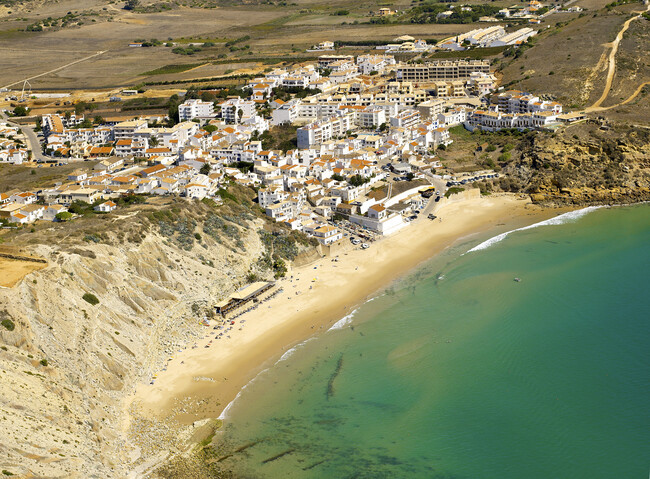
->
xmin=467 ymin=206 xmax=604 ymax=253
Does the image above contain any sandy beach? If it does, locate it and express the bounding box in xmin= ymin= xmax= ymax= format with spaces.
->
xmin=130 ymin=192 xmax=564 ymax=429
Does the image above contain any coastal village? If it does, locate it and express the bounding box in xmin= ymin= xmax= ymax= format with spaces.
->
xmin=1 ymin=48 xmax=580 ymax=247
xmin=0 ymin=0 xmax=648 ymax=476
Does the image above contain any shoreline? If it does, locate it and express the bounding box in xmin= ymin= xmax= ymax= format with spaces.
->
xmin=129 ymin=193 xmax=572 ymax=440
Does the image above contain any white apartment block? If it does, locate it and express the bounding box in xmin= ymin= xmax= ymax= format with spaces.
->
xmin=329 ymin=69 xmax=360 ymax=84
xmin=356 ymin=54 xmax=396 ymax=75
xmin=178 ymin=99 xmax=215 ymax=121
xmin=417 ymin=99 xmax=445 ymax=118
xmin=318 ymin=55 xmax=355 ymax=69
xmin=465 ymin=110 xmax=560 ymax=131
xmin=297 ymin=114 xmax=354 ymax=149
xmin=390 ymin=109 xmax=421 ymax=130
xmin=396 ymin=60 xmax=490 ymax=82
xmin=272 ymin=99 xmax=302 ymax=126
xmin=359 ymin=108 xmax=387 ymax=129
xmin=496 ymin=90 xmax=563 ymax=115
xmin=114 ymin=120 xmax=148 ymax=140
xmin=220 ymin=98 xmax=257 ymax=123
xmin=467 ymin=72 xmax=497 ymax=96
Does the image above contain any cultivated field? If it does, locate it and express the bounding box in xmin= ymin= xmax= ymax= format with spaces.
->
xmin=0 ymin=0 xmax=508 ymax=90
xmin=1 ymin=0 xmax=647 ymax=124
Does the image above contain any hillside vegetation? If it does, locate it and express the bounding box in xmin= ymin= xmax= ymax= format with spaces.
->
xmin=0 ymin=187 xmax=316 ymax=477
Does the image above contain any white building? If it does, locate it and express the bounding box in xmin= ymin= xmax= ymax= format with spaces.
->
xmin=489 ymin=28 xmax=537 ymax=47
xmin=179 ymin=99 xmax=215 ymax=121
xmin=359 ymin=108 xmax=387 ymax=130
xmin=94 ymin=200 xmax=117 ymax=213
xmin=297 ymin=114 xmax=354 ymax=149
xmin=356 ymin=54 xmax=396 ymax=75
xmin=219 ymin=98 xmax=257 ymax=124
xmin=272 ymin=99 xmax=302 ymax=126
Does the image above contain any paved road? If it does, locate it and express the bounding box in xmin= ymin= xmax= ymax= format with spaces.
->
xmin=0 ymin=109 xmax=47 ymax=162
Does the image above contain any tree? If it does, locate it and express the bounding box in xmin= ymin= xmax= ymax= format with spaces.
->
xmin=349 ymin=174 xmax=369 ymax=187
xmin=55 ymin=211 xmax=73 ymax=222
xmin=200 ymin=163 xmax=211 ymax=175
xmin=13 ymin=106 xmax=28 ymax=117
xmin=201 ymin=91 xmax=216 ymax=102
xmin=124 ymin=0 xmax=139 ymax=10
xmin=149 ymin=137 xmax=159 ymax=147
xmin=93 ymin=115 xmax=104 ymax=125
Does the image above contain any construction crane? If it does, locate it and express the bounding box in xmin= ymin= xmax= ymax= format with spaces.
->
xmin=19 ymin=80 xmax=32 ymax=102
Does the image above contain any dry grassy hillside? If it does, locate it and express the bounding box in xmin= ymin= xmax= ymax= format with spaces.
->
xmin=498 ymin=0 xmax=650 ymax=121
xmin=0 ymin=192 xmax=316 ymax=477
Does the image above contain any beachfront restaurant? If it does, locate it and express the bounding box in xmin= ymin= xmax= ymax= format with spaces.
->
xmin=215 ymin=281 xmax=276 ymax=316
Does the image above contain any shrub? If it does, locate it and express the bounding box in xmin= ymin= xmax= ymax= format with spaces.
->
xmin=445 ymin=187 xmax=464 ymax=198
xmin=39 ymin=359 xmax=48 ymax=367
xmin=1 ymin=319 xmax=15 ymax=331
xmin=82 ymin=293 xmax=99 ymax=306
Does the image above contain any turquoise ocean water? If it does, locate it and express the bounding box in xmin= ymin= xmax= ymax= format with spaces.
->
xmin=220 ymin=204 xmax=650 ymax=479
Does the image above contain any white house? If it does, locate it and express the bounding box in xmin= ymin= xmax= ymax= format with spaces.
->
xmin=10 ymin=192 xmax=37 ymax=204
xmin=43 ymin=204 xmax=68 ymax=221
xmin=94 ymin=200 xmax=117 ymax=213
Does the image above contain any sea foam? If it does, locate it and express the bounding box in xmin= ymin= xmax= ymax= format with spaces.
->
xmin=218 ymin=367 xmax=269 ymax=420
xmin=328 ymin=309 xmax=358 ymax=331
xmin=276 ymin=337 xmax=316 ymax=363
xmin=467 ymin=206 xmax=604 ymax=253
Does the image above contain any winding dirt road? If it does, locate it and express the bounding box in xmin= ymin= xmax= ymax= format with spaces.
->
xmin=587 ymin=4 xmax=650 ymax=111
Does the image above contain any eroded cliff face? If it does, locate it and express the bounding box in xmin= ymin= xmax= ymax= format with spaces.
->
xmin=503 ymin=125 xmax=650 ymax=205
xmin=0 ymin=214 xmax=300 ymax=478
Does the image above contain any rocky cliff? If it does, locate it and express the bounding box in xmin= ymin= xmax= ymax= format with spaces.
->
xmin=0 ymin=197 xmax=313 ymax=478
xmin=495 ymin=123 xmax=650 ymax=205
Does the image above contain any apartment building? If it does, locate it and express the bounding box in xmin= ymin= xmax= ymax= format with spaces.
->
xmin=272 ymin=99 xmax=302 ymax=126
xmin=318 ymin=55 xmax=355 ymax=69
xmin=465 ymin=109 xmax=559 ymax=131
xmin=396 ymin=60 xmax=490 ymax=82
xmin=390 ymin=109 xmax=421 ymax=129
xmin=496 ymin=90 xmax=563 ymax=115
xmin=416 ymin=99 xmax=445 ymax=118
xmin=356 ymin=54 xmax=396 ymax=75
xmin=114 ymin=120 xmax=148 ymax=140
xmin=178 ymin=99 xmax=215 ymax=121
xmin=359 ymin=108 xmax=387 ymax=129
xmin=297 ymin=114 xmax=354 ymax=149
xmin=219 ymin=98 xmax=257 ymax=123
